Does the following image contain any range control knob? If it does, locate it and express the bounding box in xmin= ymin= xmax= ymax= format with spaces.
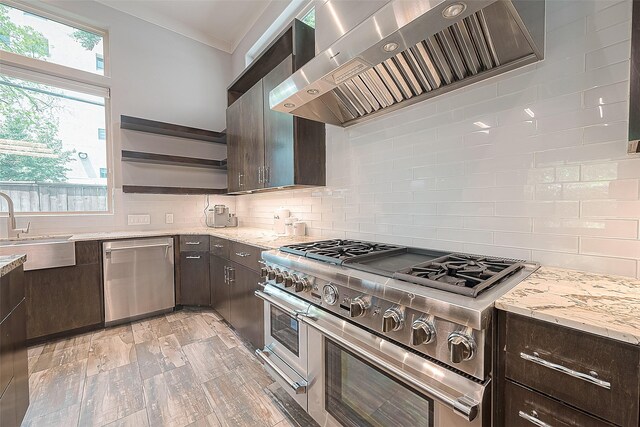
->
xmin=322 ymin=284 xmax=338 ymax=305
xmin=447 ymin=331 xmax=476 ymax=363
xmin=260 ymin=266 xmax=269 ymax=278
xmin=411 ymin=319 xmax=436 ymax=346
xmin=283 ymin=272 xmax=293 ymax=288
xmin=267 ymin=268 xmax=276 ymax=281
xmin=349 ymin=297 xmax=369 ymax=318
xmin=382 ymin=307 xmax=404 ymax=332
xmin=294 ymin=277 xmax=311 ymax=293
xmin=274 ymin=270 xmax=284 ymax=284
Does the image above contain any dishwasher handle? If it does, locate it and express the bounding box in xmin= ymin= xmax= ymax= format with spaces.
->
xmin=104 ymin=243 xmax=172 ymax=254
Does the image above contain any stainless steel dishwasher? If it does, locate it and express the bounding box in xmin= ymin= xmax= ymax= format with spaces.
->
xmin=103 ymin=237 xmax=175 ymax=325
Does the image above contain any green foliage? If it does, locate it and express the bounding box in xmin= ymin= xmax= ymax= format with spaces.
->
xmin=70 ymin=29 xmax=101 ymax=51
xmin=0 ymin=4 xmax=74 ymax=182
xmin=301 ymin=8 xmax=315 ymax=29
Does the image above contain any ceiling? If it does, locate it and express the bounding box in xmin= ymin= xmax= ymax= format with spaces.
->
xmin=97 ymin=0 xmax=277 ymax=53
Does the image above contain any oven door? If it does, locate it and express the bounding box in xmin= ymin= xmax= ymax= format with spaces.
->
xmin=301 ymin=305 xmax=489 ymax=427
xmin=255 ymin=284 xmax=311 ymax=410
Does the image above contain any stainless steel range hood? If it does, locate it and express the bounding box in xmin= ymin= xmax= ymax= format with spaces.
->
xmin=270 ymin=0 xmax=545 ymax=127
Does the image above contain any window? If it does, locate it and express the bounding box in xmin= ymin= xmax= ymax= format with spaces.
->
xmin=1 ymin=4 xmax=105 ymax=75
xmin=0 ymin=4 xmax=110 ymax=213
xmin=301 ymin=7 xmax=315 ymax=29
xmin=96 ymin=53 xmax=104 ymax=71
xmin=0 ymin=33 xmax=9 ymax=48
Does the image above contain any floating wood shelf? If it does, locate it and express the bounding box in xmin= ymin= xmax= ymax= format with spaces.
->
xmin=122 ymin=185 xmax=228 ymax=195
xmin=121 ymin=150 xmax=227 ymax=169
xmin=121 ymin=115 xmax=226 ymax=144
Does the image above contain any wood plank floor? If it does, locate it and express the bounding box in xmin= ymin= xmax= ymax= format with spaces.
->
xmin=22 ymin=309 xmax=317 ymax=427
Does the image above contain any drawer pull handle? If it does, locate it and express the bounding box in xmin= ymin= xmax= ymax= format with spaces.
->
xmin=185 ymin=241 xmax=201 ymax=245
xmin=520 ymin=352 xmax=611 ymax=389
xmin=518 ymin=411 xmax=552 ymax=427
xmin=235 ymin=252 xmax=251 ymax=257
xmin=212 ymin=244 xmax=224 ymax=248
xmin=186 ymin=256 xmax=201 ymax=259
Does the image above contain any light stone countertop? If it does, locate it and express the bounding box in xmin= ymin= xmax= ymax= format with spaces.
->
xmin=0 ymin=254 xmax=27 ymax=278
xmin=496 ymin=267 xmax=640 ymax=346
xmin=0 ymin=227 xmax=320 ymax=250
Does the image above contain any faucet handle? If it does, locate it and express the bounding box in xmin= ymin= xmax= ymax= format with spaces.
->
xmin=19 ymin=222 xmax=30 ymax=237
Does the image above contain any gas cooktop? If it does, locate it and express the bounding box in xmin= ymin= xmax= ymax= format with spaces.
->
xmin=280 ymin=239 xmax=525 ymax=297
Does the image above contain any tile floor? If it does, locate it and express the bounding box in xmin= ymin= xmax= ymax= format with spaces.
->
xmin=21 ymin=309 xmax=315 ymax=427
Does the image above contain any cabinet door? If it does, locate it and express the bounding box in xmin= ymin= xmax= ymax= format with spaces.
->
xmin=210 ymin=255 xmax=230 ymax=321
xmin=179 ymin=252 xmax=210 ymax=306
xmin=263 ymin=55 xmax=294 ymax=188
xmin=226 ymin=80 xmax=265 ymax=192
xmin=25 ymin=267 xmax=102 ymax=341
xmin=228 ymin=262 xmax=264 ymax=349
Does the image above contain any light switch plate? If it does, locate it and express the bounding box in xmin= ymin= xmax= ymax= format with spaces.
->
xmin=165 ymin=213 xmax=174 ymax=224
xmin=128 ymin=214 xmax=150 ymax=225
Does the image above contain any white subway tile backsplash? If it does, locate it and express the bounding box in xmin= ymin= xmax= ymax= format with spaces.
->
xmin=236 ymin=0 xmax=639 ymax=278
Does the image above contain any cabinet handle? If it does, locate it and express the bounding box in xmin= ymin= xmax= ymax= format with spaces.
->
xmin=520 ymin=352 xmax=611 ymax=389
xmin=258 ymin=166 xmax=263 ymax=184
xmin=266 ymin=166 xmax=270 ymax=184
xmin=228 ymin=268 xmax=235 ymax=285
xmin=235 ymin=252 xmax=251 ymax=257
xmin=224 ymin=266 xmax=229 ymax=284
xmin=212 ymin=244 xmax=224 ymax=248
xmin=238 ymin=173 xmax=244 ymax=188
xmin=186 ymin=255 xmax=201 ymax=259
xmin=185 ymin=241 xmax=201 ymax=245
xmin=518 ymin=411 xmax=552 ymax=427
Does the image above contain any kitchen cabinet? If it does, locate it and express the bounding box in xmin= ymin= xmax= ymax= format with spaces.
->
xmin=227 ymin=80 xmax=265 ymax=192
xmin=496 ymin=311 xmax=640 ymax=427
xmin=226 ymin=19 xmax=325 ymax=194
xmin=0 ymin=267 xmax=28 ymax=427
xmin=179 ymin=235 xmax=210 ymax=306
xmin=209 ymin=238 xmax=265 ymax=349
xmin=228 ymin=261 xmax=263 ymax=349
xmin=25 ymin=241 xmax=102 ymax=342
xmin=210 ymin=255 xmax=230 ymax=321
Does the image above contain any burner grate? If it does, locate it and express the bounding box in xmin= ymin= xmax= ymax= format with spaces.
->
xmin=394 ymin=253 xmax=524 ymax=297
xmin=280 ymin=239 xmax=403 ymax=263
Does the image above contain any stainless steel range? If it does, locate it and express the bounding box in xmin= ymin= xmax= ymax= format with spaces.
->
xmin=255 ymin=239 xmax=539 ymax=427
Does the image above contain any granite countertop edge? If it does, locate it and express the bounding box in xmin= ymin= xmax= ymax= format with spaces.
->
xmin=496 ymin=267 xmax=640 ymax=347
xmin=0 ymin=254 xmax=27 ymax=278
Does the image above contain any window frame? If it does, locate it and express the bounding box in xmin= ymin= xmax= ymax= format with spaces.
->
xmin=0 ymin=0 xmax=114 ymax=215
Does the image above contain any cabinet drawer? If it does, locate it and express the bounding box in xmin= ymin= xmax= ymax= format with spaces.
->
xmin=505 ymin=380 xmax=615 ymax=427
xmin=180 ymin=235 xmax=209 ymax=252
xmin=229 ymin=241 xmax=263 ymax=272
xmin=210 ymin=237 xmax=230 ymax=259
xmin=505 ymin=313 xmax=640 ymax=426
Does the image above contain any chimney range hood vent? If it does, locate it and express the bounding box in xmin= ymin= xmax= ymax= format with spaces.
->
xmin=270 ymin=0 xmax=545 ymax=127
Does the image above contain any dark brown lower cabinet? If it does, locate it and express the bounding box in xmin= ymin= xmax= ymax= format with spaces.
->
xmin=210 ymin=255 xmax=230 ymax=321
xmin=228 ymin=261 xmax=263 ymax=349
xmin=0 ymin=267 xmax=28 ymax=427
xmin=179 ymin=252 xmax=210 ymax=306
xmin=497 ymin=311 xmax=640 ymax=427
xmin=25 ymin=241 xmax=102 ymax=341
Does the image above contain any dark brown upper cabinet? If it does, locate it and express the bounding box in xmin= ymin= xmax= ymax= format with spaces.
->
xmin=226 ymin=19 xmax=325 ymax=194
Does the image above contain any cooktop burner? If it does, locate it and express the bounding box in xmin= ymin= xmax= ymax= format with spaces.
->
xmin=394 ymin=254 xmax=524 ymax=297
xmin=280 ymin=239 xmax=402 ymax=263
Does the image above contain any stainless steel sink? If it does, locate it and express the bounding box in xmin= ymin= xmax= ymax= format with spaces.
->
xmin=0 ymin=236 xmax=75 ymax=271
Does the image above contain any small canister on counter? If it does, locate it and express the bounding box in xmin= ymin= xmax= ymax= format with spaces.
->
xmin=284 ymin=217 xmax=298 ymax=236
xmin=293 ymin=221 xmax=306 ymax=236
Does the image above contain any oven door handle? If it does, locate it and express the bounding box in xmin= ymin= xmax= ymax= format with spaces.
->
xmin=300 ymin=316 xmax=481 ymax=422
xmin=254 ymin=290 xmax=306 ymax=319
xmin=255 ymin=348 xmax=308 ymax=394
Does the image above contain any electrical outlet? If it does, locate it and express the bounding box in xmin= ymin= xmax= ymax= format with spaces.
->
xmin=128 ymin=214 xmax=150 ymax=225
xmin=165 ymin=213 xmax=174 ymax=224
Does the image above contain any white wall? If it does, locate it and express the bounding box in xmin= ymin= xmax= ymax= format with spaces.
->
xmin=0 ymin=0 xmax=236 ymax=237
xmin=236 ymin=0 xmax=640 ymax=278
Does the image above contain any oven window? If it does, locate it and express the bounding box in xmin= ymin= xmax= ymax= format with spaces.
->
xmin=270 ymin=305 xmax=299 ymax=356
xmin=325 ymin=339 xmax=434 ymax=427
